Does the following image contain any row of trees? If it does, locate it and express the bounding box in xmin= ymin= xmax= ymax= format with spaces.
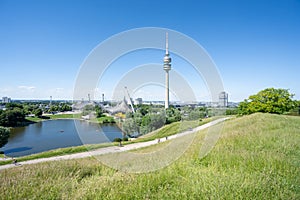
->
xmin=0 ymin=101 xmax=74 ymax=126
xmin=47 ymin=104 xmax=72 ymax=113
xmin=121 ymin=105 xmax=210 ymax=136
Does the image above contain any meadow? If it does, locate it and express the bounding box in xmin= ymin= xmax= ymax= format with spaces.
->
xmin=0 ymin=113 xmax=299 ymax=199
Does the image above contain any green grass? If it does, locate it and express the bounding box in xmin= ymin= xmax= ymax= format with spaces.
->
xmin=89 ymin=116 xmax=115 ymax=123
xmin=0 ymin=143 xmax=113 ymax=166
xmin=27 ymin=114 xmax=114 ymax=123
xmin=1 ymin=113 xmax=299 ymax=199
xmin=0 ymin=117 xmax=219 ymax=166
xmin=137 ymin=117 xmax=218 ymax=142
xmin=25 ymin=113 xmax=81 ymax=123
xmin=25 ymin=116 xmax=45 ymax=122
xmin=48 ymin=113 xmax=82 ymax=119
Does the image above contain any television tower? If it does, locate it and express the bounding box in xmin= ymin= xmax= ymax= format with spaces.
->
xmin=163 ymin=32 xmax=171 ymax=109
xmin=50 ymin=96 xmax=52 ymax=106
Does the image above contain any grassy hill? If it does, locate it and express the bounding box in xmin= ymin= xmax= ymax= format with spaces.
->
xmin=0 ymin=113 xmax=299 ymax=199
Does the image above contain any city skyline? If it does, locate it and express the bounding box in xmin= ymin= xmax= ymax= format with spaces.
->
xmin=0 ymin=0 xmax=299 ymax=102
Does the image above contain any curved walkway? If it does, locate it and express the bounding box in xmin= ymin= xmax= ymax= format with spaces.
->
xmin=0 ymin=117 xmax=229 ymax=171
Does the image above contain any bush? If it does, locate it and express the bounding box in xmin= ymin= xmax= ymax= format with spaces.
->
xmin=113 ymin=138 xmax=122 ymax=142
xmin=225 ymin=108 xmax=238 ymax=115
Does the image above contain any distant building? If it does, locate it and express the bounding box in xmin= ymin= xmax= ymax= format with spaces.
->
xmin=134 ymin=98 xmax=143 ymax=105
xmin=219 ymin=91 xmax=228 ymax=107
xmin=2 ymin=97 xmax=11 ymax=103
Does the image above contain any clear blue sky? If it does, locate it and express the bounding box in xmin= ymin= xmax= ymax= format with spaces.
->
xmin=0 ymin=0 xmax=299 ymax=102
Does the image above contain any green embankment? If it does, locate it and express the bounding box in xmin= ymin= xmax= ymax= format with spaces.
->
xmin=1 ymin=113 xmax=299 ymax=199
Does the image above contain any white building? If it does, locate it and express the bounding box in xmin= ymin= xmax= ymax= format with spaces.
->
xmin=134 ymin=98 xmax=143 ymax=105
xmin=219 ymin=92 xmax=228 ymax=107
xmin=2 ymin=97 xmax=11 ymax=103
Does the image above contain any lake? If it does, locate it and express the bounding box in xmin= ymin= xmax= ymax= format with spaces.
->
xmin=0 ymin=119 xmax=123 ymax=157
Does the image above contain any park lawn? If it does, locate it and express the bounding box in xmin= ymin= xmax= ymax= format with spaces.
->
xmin=89 ymin=116 xmax=115 ymax=123
xmin=48 ymin=113 xmax=82 ymax=119
xmin=0 ymin=113 xmax=299 ymax=199
xmin=25 ymin=116 xmax=45 ymax=122
xmin=27 ymin=114 xmax=114 ymax=123
xmin=25 ymin=113 xmax=82 ymax=123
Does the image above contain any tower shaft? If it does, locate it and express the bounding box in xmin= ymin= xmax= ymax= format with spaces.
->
xmin=163 ymin=32 xmax=171 ymax=109
xmin=165 ymin=71 xmax=169 ymax=109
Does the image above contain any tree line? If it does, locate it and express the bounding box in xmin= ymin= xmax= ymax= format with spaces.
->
xmin=121 ymin=105 xmax=212 ymax=137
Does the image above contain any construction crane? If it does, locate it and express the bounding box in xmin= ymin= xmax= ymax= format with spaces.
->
xmin=124 ymin=86 xmax=135 ymax=113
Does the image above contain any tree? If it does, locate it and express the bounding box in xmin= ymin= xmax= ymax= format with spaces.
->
xmin=122 ymin=118 xmax=139 ymax=135
xmin=33 ymin=108 xmax=43 ymax=117
xmin=95 ymin=105 xmax=103 ymax=118
xmin=82 ymin=104 xmax=95 ymax=116
xmin=0 ymin=107 xmax=25 ymax=127
xmin=113 ymin=138 xmax=122 ymax=146
xmin=0 ymin=126 xmax=10 ymax=148
xmin=49 ymin=105 xmax=59 ymax=113
xmin=166 ymin=107 xmax=181 ymax=124
xmin=238 ymin=88 xmax=296 ymax=115
xmin=5 ymin=103 xmax=23 ymax=110
xmin=60 ymin=103 xmax=72 ymax=112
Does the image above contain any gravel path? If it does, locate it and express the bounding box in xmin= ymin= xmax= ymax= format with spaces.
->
xmin=0 ymin=117 xmax=229 ymax=171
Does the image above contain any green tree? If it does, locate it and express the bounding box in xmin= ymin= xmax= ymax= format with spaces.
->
xmin=0 ymin=108 xmax=25 ymax=127
xmin=238 ymin=88 xmax=296 ymax=115
xmin=95 ymin=105 xmax=103 ymax=118
xmin=166 ymin=107 xmax=181 ymax=124
xmin=60 ymin=103 xmax=72 ymax=112
xmin=140 ymin=113 xmax=166 ymax=134
xmin=122 ymin=118 xmax=139 ymax=135
xmin=82 ymin=104 xmax=95 ymax=115
xmin=0 ymin=126 xmax=10 ymax=148
xmin=5 ymin=103 xmax=23 ymax=110
xmin=33 ymin=108 xmax=43 ymax=117
xmin=49 ymin=105 xmax=59 ymax=113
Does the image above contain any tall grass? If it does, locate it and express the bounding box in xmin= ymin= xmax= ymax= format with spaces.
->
xmin=0 ymin=113 xmax=299 ymax=199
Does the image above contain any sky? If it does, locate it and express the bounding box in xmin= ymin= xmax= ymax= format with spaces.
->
xmin=0 ymin=0 xmax=299 ymax=102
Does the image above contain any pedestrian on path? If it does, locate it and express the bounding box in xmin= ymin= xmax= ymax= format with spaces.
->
xmin=12 ymin=158 xmax=17 ymax=165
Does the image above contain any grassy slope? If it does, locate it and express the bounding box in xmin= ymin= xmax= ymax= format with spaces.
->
xmin=0 ymin=117 xmax=216 ymax=165
xmin=1 ymin=113 xmax=299 ymax=199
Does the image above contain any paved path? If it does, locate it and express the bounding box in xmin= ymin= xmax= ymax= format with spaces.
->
xmin=0 ymin=117 xmax=229 ymax=171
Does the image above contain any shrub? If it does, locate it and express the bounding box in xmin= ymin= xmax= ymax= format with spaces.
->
xmin=113 ymin=138 xmax=122 ymax=142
